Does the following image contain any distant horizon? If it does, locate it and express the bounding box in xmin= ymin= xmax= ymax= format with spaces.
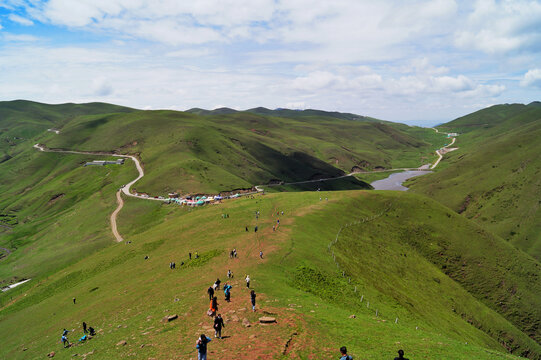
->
xmin=2 ymin=97 xmax=506 ymax=127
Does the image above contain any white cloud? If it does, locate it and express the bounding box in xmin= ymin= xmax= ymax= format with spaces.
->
xmin=1 ymin=33 xmax=40 ymax=41
xmin=521 ymin=69 xmax=541 ymax=88
xmin=91 ymin=77 xmax=114 ymax=96
xmin=455 ymin=0 xmax=541 ymax=54
xmin=8 ymin=14 xmax=34 ymax=26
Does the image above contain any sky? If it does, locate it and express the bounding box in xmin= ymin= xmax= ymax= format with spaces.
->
xmin=1 ymin=0 xmax=541 ymax=126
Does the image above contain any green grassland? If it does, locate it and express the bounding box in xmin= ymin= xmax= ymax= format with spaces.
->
xmin=0 ymin=191 xmax=539 ymax=359
xmin=408 ymin=103 xmax=541 ymax=260
xmin=1 ymin=100 xmax=539 ymax=360
xmin=40 ymin=107 xmax=442 ymax=195
xmin=0 ymin=144 xmax=138 ymax=284
xmin=0 ymin=101 xmax=443 ymax=288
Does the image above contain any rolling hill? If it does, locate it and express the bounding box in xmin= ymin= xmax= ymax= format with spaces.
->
xmin=1 ymin=100 xmax=539 ymax=359
xmin=408 ymin=103 xmax=541 ymax=260
xmin=1 ymin=191 xmax=540 ymax=359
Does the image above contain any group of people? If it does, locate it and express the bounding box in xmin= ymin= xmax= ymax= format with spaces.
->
xmin=60 ymin=322 xmax=96 ymax=349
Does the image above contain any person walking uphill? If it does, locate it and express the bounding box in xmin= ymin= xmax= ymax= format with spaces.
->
xmin=196 ymin=334 xmax=212 ymax=360
xmin=213 ymin=314 xmax=225 ymax=339
xmin=207 ymin=286 xmax=214 ymax=301
xmin=208 ymin=296 xmax=218 ymax=317
xmin=224 ymin=283 xmax=232 ymax=302
xmin=82 ymin=321 xmax=88 ymax=334
xmin=245 ymin=275 xmax=250 ymax=288
xmin=250 ymin=290 xmax=256 ymax=312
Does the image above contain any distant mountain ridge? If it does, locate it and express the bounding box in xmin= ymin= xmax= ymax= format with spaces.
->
xmin=186 ymin=106 xmax=379 ymax=122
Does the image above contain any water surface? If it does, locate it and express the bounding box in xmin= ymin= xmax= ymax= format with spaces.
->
xmin=370 ymin=171 xmax=432 ymax=191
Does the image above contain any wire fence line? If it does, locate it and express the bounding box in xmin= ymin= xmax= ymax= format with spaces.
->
xmin=327 ymin=202 xmax=404 ymax=325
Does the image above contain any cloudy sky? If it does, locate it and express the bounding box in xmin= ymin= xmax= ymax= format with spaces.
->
xmin=1 ymin=0 xmax=541 ymax=125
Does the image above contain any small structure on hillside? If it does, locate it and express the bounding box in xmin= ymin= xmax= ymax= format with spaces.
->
xmin=84 ymin=159 xmax=124 ymax=167
xmin=447 ymin=132 xmax=458 ymax=137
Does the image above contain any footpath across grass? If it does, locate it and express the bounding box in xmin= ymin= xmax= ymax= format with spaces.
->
xmin=0 ymin=191 xmax=538 ymax=359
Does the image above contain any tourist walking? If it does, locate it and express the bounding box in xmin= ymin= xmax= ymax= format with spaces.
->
xmin=227 ymin=269 xmax=232 ymax=278
xmin=224 ymin=283 xmax=232 ymax=302
xmin=207 ymin=286 xmax=214 ymax=300
xmin=213 ymin=314 xmax=225 ymax=339
xmin=82 ymin=321 xmax=88 ymax=334
xmin=61 ymin=334 xmax=70 ymax=348
xmin=250 ymin=290 xmax=256 ymax=312
xmin=259 ymin=250 xmax=263 ymax=259
xmin=245 ymin=275 xmax=250 ymax=288
xmin=195 ymin=334 xmax=212 ymax=360
xmin=208 ymin=296 xmax=218 ymax=317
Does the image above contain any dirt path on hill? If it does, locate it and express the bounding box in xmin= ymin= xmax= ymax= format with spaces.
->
xmin=431 ymin=136 xmax=457 ymax=169
xmin=184 ymin=209 xmax=327 ymax=359
xmin=33 ymin=143 xmax=165 ymax=243
xmin=110 ymin=190 xmax=124 ymax=242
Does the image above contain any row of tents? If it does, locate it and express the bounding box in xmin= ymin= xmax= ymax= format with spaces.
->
xmin=165 ymin=194 xmax=243 ymax=206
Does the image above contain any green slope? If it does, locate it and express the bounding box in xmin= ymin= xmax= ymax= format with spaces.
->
xmin=0 ymin=191 xmax=539 ymax=359
xmin=0 ymin=101 xmax=441 ymax=286
xmin=409 ymin=103 xmax=541 ymax=260
xmin=41 ymin=108 xmax=441 ymax=195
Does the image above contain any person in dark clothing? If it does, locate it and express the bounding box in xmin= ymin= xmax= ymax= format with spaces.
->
xmin=213 ymin=314 xmax=225 ymax=339
xmin=245 ymin=226 xmax=248 ymax=232
xmin=207 ymin=286 xmax=214 ymax=300
xmin=196 ymin=334 xmax=212 ymax=360
xmin=73 ymin=297 xmax=76 ymax=304
xmin=189 ymin=252 xmax=192 ymax=260
xmin=394 ymin=349 xmax=409 ymax=360
xmin=88 ymin=327 xmax=96 ymax=336
xmin=215 ymin=278 xmax=221 ymax=290
xmin=82 ymin=321 xmax=88 ymax=334
xmin=62 ymin=328 xmax=69 ymax=336
xmin=340 ymin=346 xmax=353 ymax=360
xmin=254 ymin=226 xmax=258 ymax=233
xmin=250 ymin=290 xmax=256 ymax=312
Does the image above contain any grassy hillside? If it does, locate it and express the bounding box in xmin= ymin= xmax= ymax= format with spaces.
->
xmin=0 ymin=191 xmax=539 ymax=359
xmin=409 ymin=103 xmax=541 ymax=260
xmin=0 ymin=101 xmax=442 ymax=287
xmin=0 ymin=101 xmax=137 ymax=284
xmin=0 ymin=100 xmax=133 ymax=156
xmin=41 ymin=108 xmax=442 ymax=195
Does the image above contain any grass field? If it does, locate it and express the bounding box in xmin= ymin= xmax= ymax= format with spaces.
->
xmin=1 ymin=100 xmax=539 ymax=359
xmin=0 ymin=191 xmax=539 ymax=359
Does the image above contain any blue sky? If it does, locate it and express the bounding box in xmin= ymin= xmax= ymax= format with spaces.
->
xmin=1 ymin=0 xmax=541 ymax=126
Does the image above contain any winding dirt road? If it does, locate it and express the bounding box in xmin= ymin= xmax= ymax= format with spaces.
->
xmin=34 ymin=143 xmax=165 ymax=242
xmin=431 ymin=136 xmax=457 ymax=169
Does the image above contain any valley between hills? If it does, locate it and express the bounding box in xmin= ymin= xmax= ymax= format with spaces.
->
xmin=0 ymin=100 xmax=540 ymax=359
